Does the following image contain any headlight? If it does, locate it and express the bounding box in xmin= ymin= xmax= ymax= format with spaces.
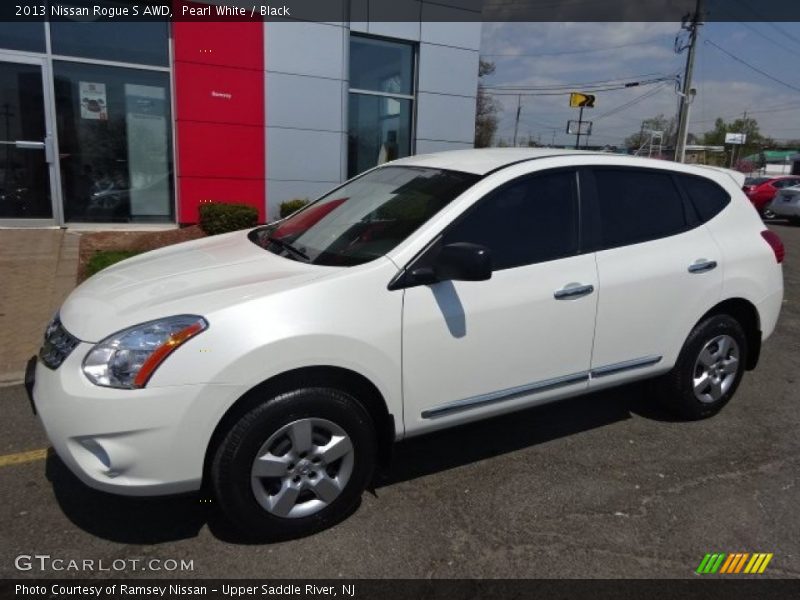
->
xmin=82 ymin=315 xmax=208 ymax=389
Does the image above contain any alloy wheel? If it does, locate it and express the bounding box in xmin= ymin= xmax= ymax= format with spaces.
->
xmin=250 ymin=418 xmax=354 ymax=518
xmin=692 ymin=334 xmax=740 ymax=404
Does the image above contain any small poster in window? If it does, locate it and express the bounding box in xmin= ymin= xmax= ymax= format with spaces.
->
xmin=79 ymin=82 xmax=107 ymax=120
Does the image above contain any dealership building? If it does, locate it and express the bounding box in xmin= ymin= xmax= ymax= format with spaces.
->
xmin=0 ymin=2 xmax=481 ymax=227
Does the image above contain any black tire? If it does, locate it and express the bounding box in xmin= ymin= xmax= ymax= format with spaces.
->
xmin=210 ymin=387 xmax=377 ymax=541
xmin=657 ymin=314 xmax=748 ymax=420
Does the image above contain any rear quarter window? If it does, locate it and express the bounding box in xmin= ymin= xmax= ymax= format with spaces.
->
xmin=676 ymin=174 xmax=731 ymax=223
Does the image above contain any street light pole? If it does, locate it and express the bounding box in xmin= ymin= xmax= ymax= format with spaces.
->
xmin=512 ymin=94 xmax=521 ymax=147
xmin=674 ymin=0 xmax=703 ymax=163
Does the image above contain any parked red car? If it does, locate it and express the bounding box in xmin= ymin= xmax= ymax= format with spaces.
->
xmin=743 ymin=176 xmax=800 ymax=217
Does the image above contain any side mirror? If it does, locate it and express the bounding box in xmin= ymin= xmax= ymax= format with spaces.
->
xmin=430 ymin=242 xmax=492 ymax=282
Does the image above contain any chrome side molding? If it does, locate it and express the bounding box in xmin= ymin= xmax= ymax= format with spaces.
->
xmin=421 ymin=355 xmax=663 ymax=419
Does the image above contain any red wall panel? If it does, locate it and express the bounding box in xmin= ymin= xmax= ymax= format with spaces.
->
xmin=172 ymin=8 xmax=265 ymax=224
xmin=178 ymin=122 xmax=265 ymax=179
xmin=179 ymin=178 xmax=265 ymax=223
xmin=173 ymin=15 xmax=264 ymax=71
xmin=175 ymin=62 xmax=264 ymax=126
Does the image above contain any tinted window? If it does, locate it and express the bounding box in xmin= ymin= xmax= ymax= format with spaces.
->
xmin=678 ymin=174 xmax=731 ymax=223
xmin=773 ymin=178 xmax=800 ymax=189
xmin=50 ymin=21 xmax=169 ymax=66
xmin=53 ymin=62 xmax=174 ymax=223
xmin=593 ymin=169 xmax=687 ymax=248
xmin=0 ymin=22 xmax=46 ymax=53
xmin=349 ymin=37 xmax=414 ymax=95
xmin=443 ymin=171 xmax=579 ymax=271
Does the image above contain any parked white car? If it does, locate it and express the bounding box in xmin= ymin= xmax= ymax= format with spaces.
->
xmin=28 ymin=149 xmax=784 ymax=539
xmin=767 ymin=183 xmax=800 ymax=223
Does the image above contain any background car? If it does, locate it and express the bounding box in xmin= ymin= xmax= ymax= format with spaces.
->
xmin=767 ymin=183 xmax=800 ymax=224
xmin=743 ymin=175 xmax=800 ymax=218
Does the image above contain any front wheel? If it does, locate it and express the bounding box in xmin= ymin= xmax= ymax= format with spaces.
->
xmin=210 ymin=387 xmax=377 ymax=540
xmin=657 ymin=314 xmax=747 ymax=420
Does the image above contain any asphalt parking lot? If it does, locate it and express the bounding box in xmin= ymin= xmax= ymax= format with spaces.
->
xmin=0 ymin=223 xmax=798 ymax=580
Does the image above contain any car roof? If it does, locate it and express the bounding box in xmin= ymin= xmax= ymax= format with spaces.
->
xmin=388 ymin=148 xmax=749 ymax=188
xmin=390 ymin=148 xmax=605 ymax=175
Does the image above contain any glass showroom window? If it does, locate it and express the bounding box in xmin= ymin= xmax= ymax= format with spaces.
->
xmin=348 ymin=36 xmax=415 ymax=179
xmin=54 ymin=62 xmax=174 ymax=223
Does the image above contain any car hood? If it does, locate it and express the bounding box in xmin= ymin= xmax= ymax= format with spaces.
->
xmin=60 ymin=230 xmax=332 ymax=342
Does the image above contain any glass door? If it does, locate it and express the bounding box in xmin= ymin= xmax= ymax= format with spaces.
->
xmin=0 ymin=54 xmax=58 ymax=225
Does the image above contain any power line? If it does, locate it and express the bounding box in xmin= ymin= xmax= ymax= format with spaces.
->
xmin=737 ymin=21 xmax=799 ymax=56
xmin=484 ymin=77 xmax=676 ymax=97
xmin=690 ymin=101 xmax=800 ymax=125
xmin=594 ymin=83 xmax=671 ymax=121
xmin=483 ymin=72 xmax=671 ymax=91
xmin=482 ymin=36 xmax=674 ymax=58
xmin=704 ymin=39 xmax=800 ymax=94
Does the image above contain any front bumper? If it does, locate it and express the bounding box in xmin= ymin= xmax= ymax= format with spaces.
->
xmin=32 ymin=344 xmax=244 ymax=496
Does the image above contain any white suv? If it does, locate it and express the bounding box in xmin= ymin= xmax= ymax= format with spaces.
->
xmin=28 ymin=149 xmax=784 ymax=539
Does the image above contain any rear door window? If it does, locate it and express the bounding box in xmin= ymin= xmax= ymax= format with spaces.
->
xmin=591 ymin=168 xmax=688 ymax=249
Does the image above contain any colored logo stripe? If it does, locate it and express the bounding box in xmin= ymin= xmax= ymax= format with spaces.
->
xmin=697 ymin=553 xmax=726 ymax=573
xmin=744 ymin=553 xmax=773 ymax=574
xmin=697 ymin=553 xmax=773 ymax=574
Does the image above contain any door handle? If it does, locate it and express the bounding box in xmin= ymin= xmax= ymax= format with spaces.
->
xmin=688 ymin=260 xmax=717 ymax=274
xmin=554 ymin=283 xmax=594 ymax=300
xmin=14 ymin=140 xmax=45 ymax=150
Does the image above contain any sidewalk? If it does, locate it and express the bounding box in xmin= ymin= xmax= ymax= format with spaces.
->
xmin=0 ymin=229 xmax=80 ymax=384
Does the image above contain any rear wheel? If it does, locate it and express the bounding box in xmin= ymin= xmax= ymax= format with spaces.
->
xmin=210 ymin=387 xmax=377 ymax=540
xmin=658 ymin=314 xmax=747 ymax=420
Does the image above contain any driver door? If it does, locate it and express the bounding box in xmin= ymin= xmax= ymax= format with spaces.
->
xmin=401 ymin=169 xmax=598 ymax=435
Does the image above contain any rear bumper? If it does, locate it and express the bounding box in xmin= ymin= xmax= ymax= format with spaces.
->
xmin=756 ymin=287 xmax=783 ymax=343
xmin=33 ymin=344 xmax=244 ymax=496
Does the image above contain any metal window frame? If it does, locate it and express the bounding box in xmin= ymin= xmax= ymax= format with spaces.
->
xmin=346 ymin=32 xmax=418 ymax=178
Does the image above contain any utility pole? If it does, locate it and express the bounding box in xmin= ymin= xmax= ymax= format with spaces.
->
xmin=674 ymin=0 xmax=703 ymax=163
xmin=575 ymin=105 xmax=584 ymax=150
xmin=512 ymin=94 xmax=521 ymax=147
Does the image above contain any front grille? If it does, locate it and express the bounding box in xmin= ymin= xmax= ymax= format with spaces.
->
xmin=39 ymin=315 xmax=80 ymax=369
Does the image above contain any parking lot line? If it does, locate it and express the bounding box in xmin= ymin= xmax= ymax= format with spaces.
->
xmin=0 ymin=448 xmax=49 ymax=467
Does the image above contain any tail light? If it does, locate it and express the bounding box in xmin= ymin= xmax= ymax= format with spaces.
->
xmin=761 ymin=230 xmax=784 ymax=263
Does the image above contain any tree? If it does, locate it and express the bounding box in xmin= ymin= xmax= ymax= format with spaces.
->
xmin=702 ymin=116 xmax=775 ymax=170
xmin=475 ymin=59 xmax=499 ymax=148
xmin=623 ymin=114 xmax=678 ymax=152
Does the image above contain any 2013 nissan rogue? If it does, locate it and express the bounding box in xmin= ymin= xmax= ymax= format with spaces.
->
xmin=27 ymin=149 xmax=784 ymax=539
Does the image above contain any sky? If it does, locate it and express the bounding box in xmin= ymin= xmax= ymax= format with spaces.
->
xmin=479 ymin=21 xmax=800 ymax=147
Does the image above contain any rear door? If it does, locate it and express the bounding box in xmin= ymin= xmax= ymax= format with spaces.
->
xmin=584 ymin=166 xmax=724 ymax=386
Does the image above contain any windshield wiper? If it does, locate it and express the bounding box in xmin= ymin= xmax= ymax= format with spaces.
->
xmin=266 ymin=235 xmax=310 ymax=262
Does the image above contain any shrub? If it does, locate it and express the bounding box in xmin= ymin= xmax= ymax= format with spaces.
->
xmin=279 ymin=198 xmax=310 ymax=219
xmin=86 ymin=250 xmax=139 ymax=277
xmin=199 ymin=202 xmax=259 ymax=236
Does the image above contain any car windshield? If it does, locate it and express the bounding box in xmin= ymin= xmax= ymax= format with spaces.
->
xmin=249 ymin=166 xmax=479 ymax=267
